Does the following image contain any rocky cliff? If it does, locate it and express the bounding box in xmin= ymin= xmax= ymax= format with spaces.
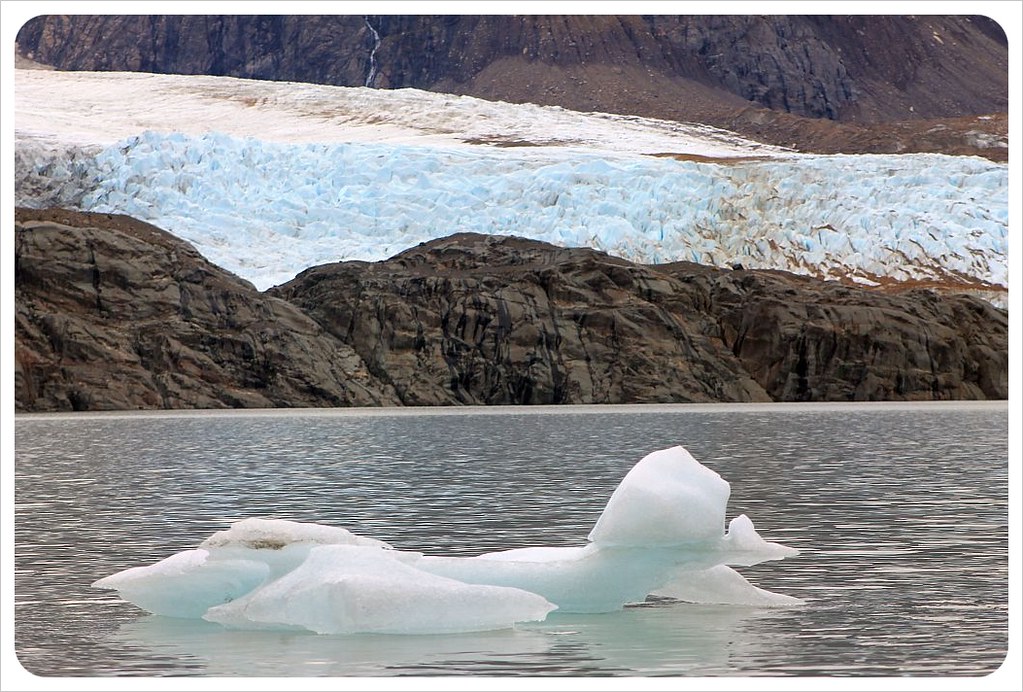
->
xmin=270 ymin=233 xmax=1007 ymax=406
xmin=14 ymin=208 xmax=400 ymax=411
xmin=15 ymin=15 xmax=1008 ymax=159
xmin=15 ymin=210 xmax=1007 ymax=412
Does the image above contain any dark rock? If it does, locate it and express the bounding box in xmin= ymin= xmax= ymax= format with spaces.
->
xmin=271 ymin=236 xmax=769 ymax=406
xmin=271 ymin=233 xmax=1008 ymax=406
xmin=14 ymin=208 xmax=400 ymax=411
xmin=15 ymin=212 xmax=1007 ymax=411
xmin=687 ymin=269 xmax=1009 ymax=401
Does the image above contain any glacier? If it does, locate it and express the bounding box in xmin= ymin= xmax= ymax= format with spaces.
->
xmin=92 ymin=446 xmax=803 ymax=635
xmin=14 ymin=69 xmax=1008 ymax=295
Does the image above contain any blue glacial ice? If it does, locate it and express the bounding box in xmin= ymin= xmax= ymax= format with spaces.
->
xmin=15 ymin=129 xmax=1007 ymax=292
xmin=13 ymin=68 xmax=1008 ymax=297
xmin=92 ymin=446 xmax=803 ymax=635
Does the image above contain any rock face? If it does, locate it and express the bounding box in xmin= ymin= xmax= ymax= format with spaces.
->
xmin=699 ymin=269 xmax=1009 ymax=401
xmin=15 ymin=212 xmax=1007 ymax=411
xmin=15 ymin=15 xmax=1008 ymax=159
xmin=270 ymin=234 xmax=1008 ymax=406
xmin=271 ymin=237 xmax=768 ymax=406
xmin=14 ymin=208 xmax=399 ymax=411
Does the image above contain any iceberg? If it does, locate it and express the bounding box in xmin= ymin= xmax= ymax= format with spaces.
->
xmin=203 ymin=545 xmax=556 ymax=635
xmin=93 ymin=446 xmax=803 ymax=634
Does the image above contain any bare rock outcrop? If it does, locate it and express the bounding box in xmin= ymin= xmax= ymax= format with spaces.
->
xmin=271 ymin=233 xmax=1007 ymax=406
xmin=687 ymin=267 xmax=1009 ymax=401
xmin=14 ymin=208 xmax=399 ymax=411
xmin=15 ymin=212 xmax=1006 ymax=411
xmin=270 ymin=236 xmax=770 ymax=405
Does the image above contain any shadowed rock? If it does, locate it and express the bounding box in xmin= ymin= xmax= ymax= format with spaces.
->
xmin=686 ymin=267 xmax=1009 ymax=401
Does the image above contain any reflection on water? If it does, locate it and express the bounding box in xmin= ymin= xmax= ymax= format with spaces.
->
xmin=14 ymin=402 xmax=1008 ymax=677
xmin=110 ymin=603 xmax=780 ymax=677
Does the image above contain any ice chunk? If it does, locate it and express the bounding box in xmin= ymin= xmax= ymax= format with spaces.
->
xmin=588 ymin=446 xmax=730 ymax=547
xmin=652 ymin=564 xmax=805 ymax=607
xmin=202 ymin=517 xmax=398 ymax=583
xmin=720 ymin=513 xmax=800 ymax=566
xmin=93 ymin=445 xmax=803 ymax=632
xmin=204 ymin=545 xmax=556 ymax=634
xmin=415 ymin=449 xmax=799 ymax=613
xmin=91 ymin=549 xmax=269 ymax=618
xmin=93 ymin=518 xmax=396 ymax=618
xmin=420 ymin=545 xmax=684 ymax=614
xmin=199 ymin=517 xmax=392 ymax=551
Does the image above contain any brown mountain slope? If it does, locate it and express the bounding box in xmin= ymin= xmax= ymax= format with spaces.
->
xmin=15 ymin=15 xmax=1008 ymax=159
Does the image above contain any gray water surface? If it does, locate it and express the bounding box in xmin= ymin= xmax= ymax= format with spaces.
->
xmin=13 ymin=402 xmax=1009 ymax=677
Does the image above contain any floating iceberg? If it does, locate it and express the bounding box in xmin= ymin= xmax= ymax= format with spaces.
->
xmin=93 ymin=446 xmax=802 ymax=634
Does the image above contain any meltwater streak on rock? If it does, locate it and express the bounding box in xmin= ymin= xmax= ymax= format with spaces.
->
xmin=363 ymin=16 xmax=381 ymax=88
xmin=92 ymin=446 xmax=802 ymax=634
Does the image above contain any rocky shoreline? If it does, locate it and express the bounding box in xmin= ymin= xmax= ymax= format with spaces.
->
xmin=14 ymin=208 xmax=1007 ymax=412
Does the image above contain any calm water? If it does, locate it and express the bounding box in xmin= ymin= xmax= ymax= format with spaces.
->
xmin=12 ymin=402 xmax=1010 ymax=679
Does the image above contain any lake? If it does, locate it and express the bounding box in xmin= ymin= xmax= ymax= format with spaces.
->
xmin=11 ymin=402 xmax=1011 ymax=681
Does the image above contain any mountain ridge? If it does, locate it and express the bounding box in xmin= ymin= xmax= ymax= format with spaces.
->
xmin=15 ymin=14 xmax=1009 ymax=160
xmin=14 ymin=208 xmax=401 ymax=411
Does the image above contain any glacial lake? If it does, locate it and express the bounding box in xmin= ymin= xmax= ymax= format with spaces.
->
xmin=12 ymin=402 xmax=1010 ymax=680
